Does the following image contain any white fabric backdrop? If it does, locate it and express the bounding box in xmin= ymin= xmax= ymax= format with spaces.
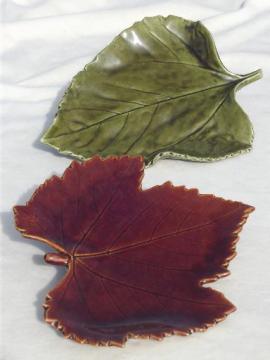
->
xmin=1 ymin=0 xmax=270 ymax=359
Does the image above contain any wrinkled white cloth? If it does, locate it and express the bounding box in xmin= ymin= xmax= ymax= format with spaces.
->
xmin=1 ymin=1 xmax=270 ymax=359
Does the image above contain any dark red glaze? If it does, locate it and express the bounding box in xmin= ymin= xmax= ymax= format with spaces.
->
xmin=14 ymin=156 xmax=254 ymax=347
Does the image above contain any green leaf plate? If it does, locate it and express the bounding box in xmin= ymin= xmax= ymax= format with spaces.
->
xmin=42 ymin=15 xmax=262 ymax=166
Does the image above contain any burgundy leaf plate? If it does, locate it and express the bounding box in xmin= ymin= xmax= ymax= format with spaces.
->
xmin=14 ymin=156 xmax=254 ymax=346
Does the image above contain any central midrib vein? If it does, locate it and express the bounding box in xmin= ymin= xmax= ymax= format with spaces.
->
xmin=48 ymin=80 xmax=238 ymax=139
xmin=74 ymin=205 xmax=245 ymax=259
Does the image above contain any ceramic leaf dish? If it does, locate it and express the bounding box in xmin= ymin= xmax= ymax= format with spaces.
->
xmin=14 ymin=156 xmax=254 ymax=346
xmin=42 ymin=15 xmax=262 ymax=166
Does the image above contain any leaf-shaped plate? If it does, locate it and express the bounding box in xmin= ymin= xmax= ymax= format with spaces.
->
xmin=14 ymin=156 xmax=254 ymax=346
xmin=42 ymin=15 xmax=262 ymax=165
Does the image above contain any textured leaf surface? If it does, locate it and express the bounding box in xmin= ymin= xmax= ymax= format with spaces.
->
xmin=14 ymin=156 xmax=254 ymax=346
xmin=42 ymin=15 xmax=261 ymax=165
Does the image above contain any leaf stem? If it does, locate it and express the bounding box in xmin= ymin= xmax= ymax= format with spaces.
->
xmin=44 ymin=252 xmax=70 ymax=266
xmin=237 ymin=68 xmax=262 ymax=89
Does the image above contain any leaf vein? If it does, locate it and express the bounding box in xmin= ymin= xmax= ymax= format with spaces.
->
xmin=113 ymin=253 xmax=193 ymax=273
xmin=143 ymin=21 xmax=179 ymax=60
xmin=72 ymin=188 xmax=118 ymax=255
xmin=78 ymin=260 xmax=225 ymax=307
xmin=146 ymin=89 xmax=231 ymax=158
xmin=124 ymin=103 xmax=159 ymax=154
xmin=99 ymin=113 xmax=129 ymax=152
xmin=106 ymin=203 xmax=154 ymax=252
xmin=100 ymin=277 xmax=126 ymax=319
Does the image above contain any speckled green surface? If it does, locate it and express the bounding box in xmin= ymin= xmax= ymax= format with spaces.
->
xmin=42 ymin=15 xmax=262 ymax=165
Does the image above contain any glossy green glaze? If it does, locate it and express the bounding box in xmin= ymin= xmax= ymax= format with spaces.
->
xmin=42 ymin=15 xmax=262 ymax=165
